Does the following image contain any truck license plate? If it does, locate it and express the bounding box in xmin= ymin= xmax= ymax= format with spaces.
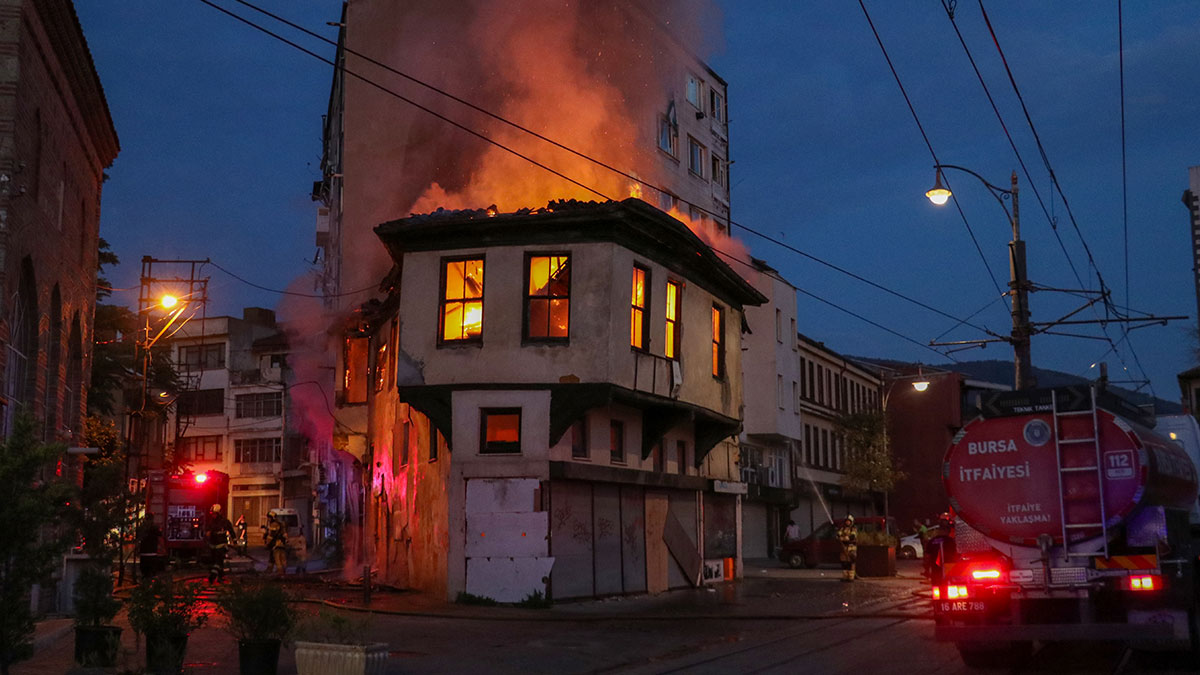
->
xmin=940 ymin=601 xmax=985 ymax=613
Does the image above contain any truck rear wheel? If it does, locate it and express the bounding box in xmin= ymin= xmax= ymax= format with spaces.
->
xmin=956 ymin=641 xmax=1032 ymax=669
xmin=786 ymin=553 xmax=805 ymax=569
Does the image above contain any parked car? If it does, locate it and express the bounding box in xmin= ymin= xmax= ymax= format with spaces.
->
xmin=779 ymin=516 xmax=896 ymax=568
xmin=898 ymin=533 xmax=923 ymax=560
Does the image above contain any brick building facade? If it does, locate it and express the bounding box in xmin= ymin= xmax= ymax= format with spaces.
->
xmin=0 ymin=0 xmax=117 ymax=441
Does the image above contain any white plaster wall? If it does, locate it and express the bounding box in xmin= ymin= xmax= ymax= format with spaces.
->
xmin=398 ymin=239 xmax=747 ymax=424
xmin=742 ymin=271 xmax=802 ymax=439
xmin=446 ymin=389 xmax=552 ymax=599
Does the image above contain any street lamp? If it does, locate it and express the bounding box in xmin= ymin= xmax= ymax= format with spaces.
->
xmin=925 ymin=164 xmax=1034 ymax=391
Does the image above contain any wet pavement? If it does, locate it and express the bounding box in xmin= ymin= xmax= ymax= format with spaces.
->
xmin=15 ymin=558 xmax=930 ymax=674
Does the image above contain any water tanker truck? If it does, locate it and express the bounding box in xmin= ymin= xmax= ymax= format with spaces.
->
xmin=934 ymin=385 xmax=1200 ymax=666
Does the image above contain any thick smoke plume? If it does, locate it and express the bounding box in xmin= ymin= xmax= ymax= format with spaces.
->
xmin=339 ymin=0 xmax=740 ymax=297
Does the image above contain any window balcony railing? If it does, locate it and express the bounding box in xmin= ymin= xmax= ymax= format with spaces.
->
xmin=632 ymin=350 xmax=679 ymax=399
xmin=235 ymin=462 xmax=278 ymax=476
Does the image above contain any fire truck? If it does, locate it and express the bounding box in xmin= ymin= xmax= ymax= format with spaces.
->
xmin=934 ymin=385 xmax=1200 ymax=666
xmin=145 ymin=469 xmax=230 ymax=558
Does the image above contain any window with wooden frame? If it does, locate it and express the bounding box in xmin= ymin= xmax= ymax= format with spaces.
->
xmin=610 ymin=420 xmax=625 ymax=464
xmin=665 ymin=280 xmax=681 ymax=360
xmin=570 ymin=418 xmax=588 ymax=459
xmin=439 ymin=257 xmax=484 ymax=344
xmin=374 ymin=340 xmax=388 ymax=392
xmin=525 ymin=254 xmax=570 ymax=341
xmin=179 ymin=343 xmax=225 ymax=370
xmin=344 ymin=336 xmax=368 ymax=404
xmin=178 ymin=435 xmax=221 ymax=462
xmin=711 ymin=305 xmax=725 ymax=378
xmin=630 ymin=265 xmax=650 ymax=350
xmin=480 ymin=408 xmax=521 ymax=454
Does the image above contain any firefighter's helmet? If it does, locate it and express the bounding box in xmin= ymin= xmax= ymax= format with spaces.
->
xmin=844 ymin=514 xmax=854 ymax=524
xmin=211 ymin=504 xmax=222 ymax=513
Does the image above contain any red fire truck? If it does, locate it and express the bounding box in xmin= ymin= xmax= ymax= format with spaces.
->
xmin=934 ymin=385 xmax=1200 ymax=666
xmin=145 ymin=469 xmax=230 ymax=558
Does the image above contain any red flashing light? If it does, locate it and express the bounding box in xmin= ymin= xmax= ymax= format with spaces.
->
xmin=971 ymin=569 xmax=1002 ymax=581
xmin=1130 ymin=575 xmax=1157 ymax=591
xmin=194 ymin=473 xmax=208 ymax=484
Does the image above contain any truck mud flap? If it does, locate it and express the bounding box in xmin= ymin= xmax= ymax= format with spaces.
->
xmin=937 ymin=622 xmax=1180 ymax=643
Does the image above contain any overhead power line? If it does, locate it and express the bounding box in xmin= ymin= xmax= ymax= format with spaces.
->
xmin=214 ymin=0 xmax=990 ymax=337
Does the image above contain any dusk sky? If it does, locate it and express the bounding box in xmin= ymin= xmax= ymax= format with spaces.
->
xmin=75 ymin=2 xmax=1200 ymax=401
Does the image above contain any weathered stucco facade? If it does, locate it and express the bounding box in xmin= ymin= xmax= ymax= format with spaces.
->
xmin=362 ymin=199 xmax=763 ymax=601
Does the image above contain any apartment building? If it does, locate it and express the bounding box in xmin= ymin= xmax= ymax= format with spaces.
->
xmin=356 ymin=199 xmax=764 ymax=601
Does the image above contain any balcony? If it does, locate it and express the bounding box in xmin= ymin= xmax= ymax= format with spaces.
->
xmin=235 ymin=462 xmax=278 ymax=477
xmin=231 ymin=369 xmax=263 ymax=386
xmin=632 ymin=350 xmax=678 ymax=399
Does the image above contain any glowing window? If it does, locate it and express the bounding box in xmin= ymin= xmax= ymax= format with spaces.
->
xmin=480 ymin=408 xmax=521 ymax=454
xmin=525 ymin=254 xmax=570 ymax=341
xmin=630 ymin=265 xmax=650 ymax=350
xmin=665 ymin=281 xmax=681 ymax=360
xmin=711 ymin=305 xmax=725 ymax=378
xmin=440 ymin=258 xmax=484 ymax=344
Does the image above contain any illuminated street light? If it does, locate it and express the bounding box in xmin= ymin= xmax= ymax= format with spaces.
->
xmin=925 ymin=170 xmax=951 ymax=205
xmin=912 ymin=380 xmax=930 ymax=392
xmin=160 ymin=294 xmax=179 ymax=309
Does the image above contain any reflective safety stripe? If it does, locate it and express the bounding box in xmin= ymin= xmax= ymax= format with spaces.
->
xmin=1095 ymin=555 xmax=1158 ymax=570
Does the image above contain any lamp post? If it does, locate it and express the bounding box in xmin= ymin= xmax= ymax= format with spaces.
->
xmin=926 ymin=165 xmax=1034 ymax=390
xmin=876 ymin=371 xmax=933 ymax=522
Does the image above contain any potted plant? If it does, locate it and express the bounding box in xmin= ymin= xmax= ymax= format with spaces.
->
xmin=215 ymin=580 xmax=299 ymax=675
xmin=855 ymin=527 xmax=897 ymax=578
xmin=294 ymin=609 xmax=387 ymax=675
xmin=72 ymin=565 xmax=123 ymax=666
xmin=127 ymin=574 xmax=207 ymax=674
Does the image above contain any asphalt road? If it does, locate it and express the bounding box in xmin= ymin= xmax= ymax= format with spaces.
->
xmin=16 ymin=559 xmax=1200 ymax=674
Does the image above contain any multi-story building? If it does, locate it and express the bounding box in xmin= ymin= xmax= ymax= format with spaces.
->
xmin=165 ymin=308 xmax=330 ymax=538
xmin=311 ymin=2 xmax=739 ymax=570
xmin=0 ymin=0 xmax=118 ymax=442
xmin=357 ymin=198 xmax=764 ymax=601
xmin=739 ymin=260 xmax=799 ymax=558
xmin=792 ymin=334 xmax=883 ymax=535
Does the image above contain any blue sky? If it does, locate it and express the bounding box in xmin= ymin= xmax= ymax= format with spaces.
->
xmin=75 ymin=1 xmax=1200 ymax=400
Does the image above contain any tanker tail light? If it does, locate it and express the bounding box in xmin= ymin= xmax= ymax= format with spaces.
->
xmin=1129 ymin=575 xmax=1157 ymax=592
xmin=195 ymin=473 xmax=208 ymax=484
xmin=932 ymin=586 xmax=940 ymax=600
xmin=971 ymin=568 xmax=1002 ymax=581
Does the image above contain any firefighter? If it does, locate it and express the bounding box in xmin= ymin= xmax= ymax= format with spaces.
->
xmin=837 ymin=514 xmax=857 ymax=582
xmin=206 ymin=503 xmax=236 ymax=583
xmin=233 ymin=514 xmax=248 ymax=555
xmin=264 ymin=513 xmax=289 ymax=575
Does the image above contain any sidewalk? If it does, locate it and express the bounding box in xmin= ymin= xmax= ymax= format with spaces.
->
xmin=16 ymin=558 xmax=928 ymax=673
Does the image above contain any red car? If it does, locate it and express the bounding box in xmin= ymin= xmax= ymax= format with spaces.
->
xmin=778 ymin=516 xmax=896 ymax=568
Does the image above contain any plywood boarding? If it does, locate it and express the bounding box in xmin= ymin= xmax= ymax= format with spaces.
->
xmin=465 ymin=556 xmax=555 ymax=603
xmin=466 ymin=478 xmax=539 ymax=514
xmin=620 ymin=485 xmax=647 ymax=593
xmin=593 ymin=484 xmax=623 ymax=595
xmin=549 ymin=480 xmax=594 ymax=599
xmin=667 ymin=490 xmax=698 ymax=588
xmin=645 ymin=490 xmax=669 ymax=594
xmin=465 ymin=511 xmax=549 ymax=558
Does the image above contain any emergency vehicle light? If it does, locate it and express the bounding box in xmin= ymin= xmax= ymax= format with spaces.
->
xmin=1130 ymin=575 xmax=1156 ymax=591
xmin=947 ymin=585 xmax=969 ymax=599
xmin=932 ymin=586 xmax=940 ymax=600
xmin=971 ymin=569 xmax=1002 ymax=580
xmin=195 ymin=473 xmax=208 ymax=484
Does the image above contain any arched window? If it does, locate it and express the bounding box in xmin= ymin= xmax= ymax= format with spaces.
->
xmin=4 ymin=258 xmax=39 ymax=435
xmin=44 ymin=286 xmax=61 ymax=441
xmin=64 ymin=314 xmax=83 ymax=442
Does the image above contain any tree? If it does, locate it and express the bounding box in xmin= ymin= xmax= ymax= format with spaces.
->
xmin=834 ymin=410 xmax=905 ymax=520
xmin=0 ymin=415 xmax=78 ymax=674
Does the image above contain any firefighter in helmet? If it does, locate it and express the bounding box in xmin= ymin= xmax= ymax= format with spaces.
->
xmin=837 ymin=514 xmax=857 ymax=582
xmin=206 ymin=503 xmax=236 ymax=583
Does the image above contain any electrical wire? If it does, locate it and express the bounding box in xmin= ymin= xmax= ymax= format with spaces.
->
xmin=977 ymin=0 xmax=1153 ymax=396
xmin=858 ymin=0 xmax=1005 ymax=304
xmin=207 ymin=260 xmax=377 ymax=299
xmin=195 ymin=0 xmax=994 ymax=343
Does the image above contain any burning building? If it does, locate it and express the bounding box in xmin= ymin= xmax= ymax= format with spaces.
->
xmin=360 ymin=198 xmax=763 ymax=600
xmin=309 ymin=1 xmax=740 ymax=590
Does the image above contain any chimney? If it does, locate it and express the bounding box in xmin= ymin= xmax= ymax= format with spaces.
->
xmin=243 ymin=307 xmax=276 ymax=327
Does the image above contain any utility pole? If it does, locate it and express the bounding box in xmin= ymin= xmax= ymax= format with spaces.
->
xmin=1006 ymin=171 xmax=1034 ymax=390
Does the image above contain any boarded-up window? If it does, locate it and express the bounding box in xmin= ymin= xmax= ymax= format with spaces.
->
xmin=480 ymin=408 xmax=521 ymax=454
xmin=344 ymin=336 xmax=368 ymax=404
